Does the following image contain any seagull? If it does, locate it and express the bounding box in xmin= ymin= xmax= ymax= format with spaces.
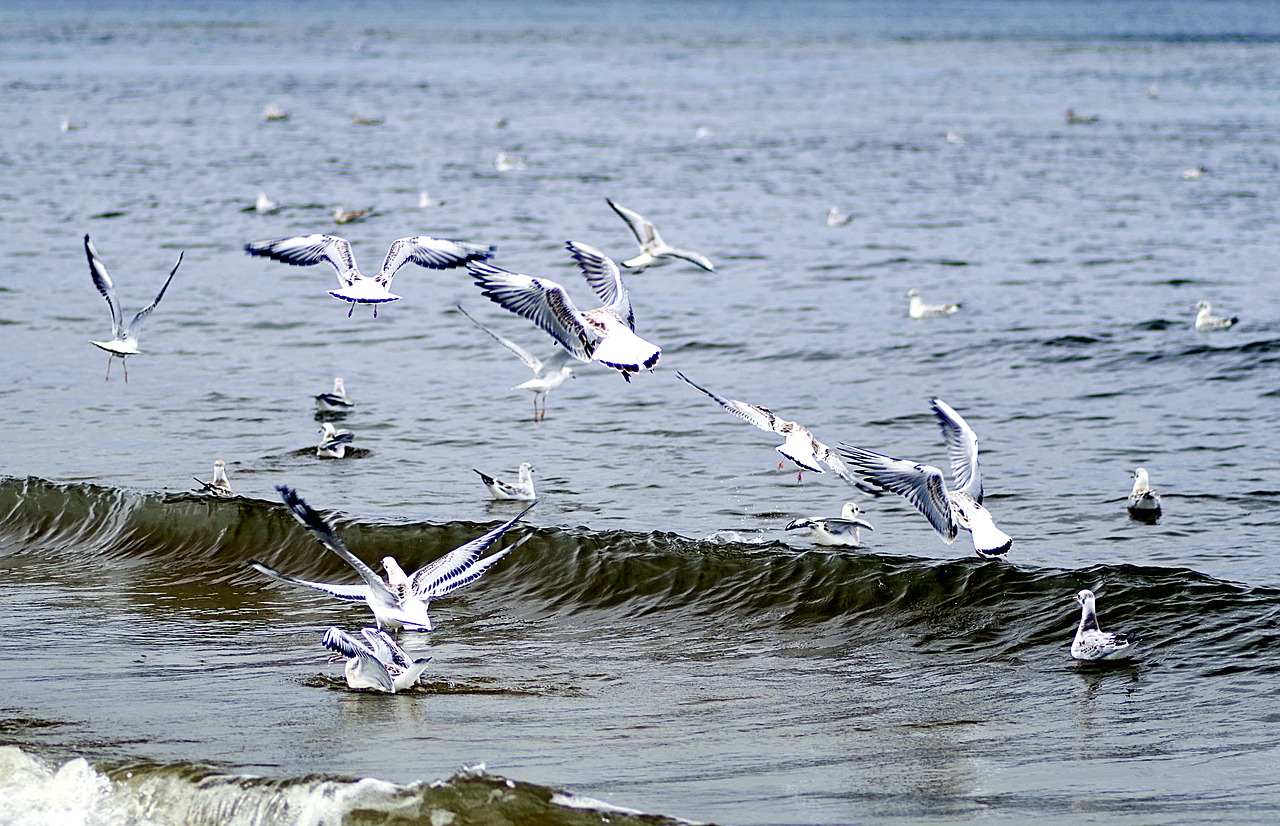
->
xmin=332 ymin=206 xmax=373 ymax=224
xmin=474 ymin=463 xmax=536 ymax=500
xmin=255 ymin=192 xmax=280 ymax=214
xmin=1071 ymin=589 xmax=1133 ymax=661
xmin=945 ymin=130 xmax=965 ymax=144
xmin=674 ymin=371 xmax=879 ymax=493
xmin=785 ymin=502 xmax=874 ymax=547
xmin=456 ymin=305 xmax=574 ymax=421
xmin=826 ymin=207 xmax=854 ymax=227
xmin=907 ymin=288 xmax=960 ymax=319
xmin=60 ymin=117 xmax=81 ymax=133
xmin=1127 ymin=467 xmax=1162 ymax=522
xmin=417 ymin=190 xmax=441 ymax=208
xmin=350 ymin=116 xmax=383 ymax=126
xmin=606 ymin=198 xmax=714 ymax=272
xmin=84 ymin=234 xmax=183 ymax=383
xmin=837 ymin=399 xmax=1013 ymax=557
xmin=1194 ymin=300 xmax=1237 ymax=331
xmin=1065 ymin=109 xmax=1100 ymax=124
xmin=247 ymin=486 xmax=534 ymax=631
xmin=468 ymin=241 xmax=660 ymax=382
xmin=316 ymin=377 xmax=355 ymax=414
xmin=317 ymin=422 xmax=354 ymax=459
xmin=494 ymin=151 xmax=526 ymax=171
xmin=245 ymin=233 xmax=495 ymax=317
xmin=262 ymin=104 xmax=289 ymax=121
xmin=1182 ymin=166 xmax=1208 ymax=180
xmin=321 ymin=627 xmax=432 ymax=693
xmin=192 ymin=460 xmax=233 ymax=497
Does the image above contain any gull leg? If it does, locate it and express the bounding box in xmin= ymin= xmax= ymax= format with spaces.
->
xmin=373 ymin=305 xmax=378 ymax=319
xmin=105 ymin=356 xmax=112 ymax=381
xmin=796 ymin=470 xmax=803 ymax=483
xmin=122 ymin=357 xmax=129 ymax=383
xmin=348 ymin=303 xmax=355 ymax=318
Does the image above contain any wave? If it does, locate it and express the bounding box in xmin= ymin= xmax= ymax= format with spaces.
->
xmin=0 ymin=745 xmax=690 ymax=826
xmin=2 ymin=477 xmax=1278 ymax=672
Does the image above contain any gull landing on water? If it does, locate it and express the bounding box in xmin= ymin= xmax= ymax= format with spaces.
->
xmin=468 ymin=242 xmax=661 ymax=382
xmin=475 ymin=463 xmax=536 ymax=501
xmin=248 ymin=486 xmax=535 ymax=632
xmin=674 ymin=371 xmax=879 ymax=495
xmin=322 ymin=627 xmax=432 ymax=693
xmin=1127 ymin=467 xmax=1162 ymax=523
xmin=1071 ymin=590 xmax=1133 ymax=661
xmin=907 ymin=288 xmax=960 ymax=319
xmin=606 ymin=198 xmax=714 ymax=272
xmin=245 ymin=233 xmax=494 ymax=317
xmin=317 ymin=422 xmax=353 ymax=458
xmin=1194 ymin=300 xmax=1237 ymax=331
xmin=192 ymin=460 xmax=233 ymax=497
xmin=84 ymin=234 xmax=183 ymax=382
xmin=316 ymin=377 xmax=355 ymax=414
xmin=456 ymin=305 xmax=574 ymax=422
xmin=786 ymin=502 xmax=874 ymax=547
xmin=838 ymin=399 xmax=1013 ymax=557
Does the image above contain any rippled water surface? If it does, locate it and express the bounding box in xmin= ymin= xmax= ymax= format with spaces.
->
xmin=2 ymin=1 xmax=1280 ymax=824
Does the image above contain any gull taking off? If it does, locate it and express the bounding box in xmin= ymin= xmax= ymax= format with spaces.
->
xmin=1126 ymin=467 xmax=1162 ymax=522
xmin=469 ymin=241 xmax=660 ymax=381
xmin=786 ymin=502 xmax=874 ymax=547
xmin=606 ymin=198 xmax=714 ymax=272
xmin=457 ymin=305 xmax=574 ymax=421
xmin=193 ymin=460 xmax=233 ymax=497
xmin=317 ymin=422 xmax=353 ymax=459
xmin=246 ymin=234 xmax=494 ymax=317
xmin=248 ymin=486 xmax=535 ymax=632
xmin=1194 ymin=301 xmax=1237 ymax=331
xmin=316 ymin=377 xmax=355 ymax=414
xmin=907 ymin=288 xmax=960 ymax=319
xmin=1071 ymin=589 xmax=1133 ymax=661
xmin=838 ymin=399 xmax=1013 ymax=557
xmin=475 ymin=463 xmax=536 ymax=500
xmin=675 ymin=371 xmax=878 ymax=494
xmin=322 ymin=627 xmax=432 ymax=693
xmin=84 ymin=234 xmax=183 ymax=382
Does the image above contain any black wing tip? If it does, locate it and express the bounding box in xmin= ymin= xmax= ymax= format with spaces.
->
xmin=473 ymin=469 xmax=496 ymax=484
xmin=976 ymin=539 xmax=1013 ymax=558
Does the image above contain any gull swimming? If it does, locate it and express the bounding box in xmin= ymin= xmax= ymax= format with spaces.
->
xmin=248 ymin=486 xmax=535 ymax=632
xmin=317 ymin=422 xmax=353 ymax=459
xmin=826 ymin=207 xmax=854 ymax=227
xmin=255 ymin=192 xmax=280 ymax=214
xmin=475 ymin=463 xmax=536 ymax=500
xmin=907 ymin=288 xmax=960 ymax=319
xmin=786 ymin=502 xmax=874 ymax=547
xmin=192 ymin=460 xmax=233 ymax=497
xmin=332 ymin=206 xmax=373 ymax=224
xmin=84 ymin=234 xmax=183 ymax=382
xmin=417 ymin=190 xmax=441 ymax=208
xmin=1066 ymin=109 xmax=1100 ymax=124
xmin=1071 ymin=589 xmax=1133 ymax=661
xmin=606 ymin=198 xmax=714 ymax=272
xmin=262 ymin=104 xmax=289 ymax=121
xmin=245 ymin=233 xmax=495 ymax=317
xmin=316 ymin=377 xmax=355 ymax=414
xmin=457 ymin=305 xmax=575 ymax=421
xmin=674 ymin=371 xmax=879 ymax=493
xmin=321 ymin=626 xmax=432 ymax=693
xmin=468 ymin=241 xmax=660 ymax=381
xmin=837 ymin=399 xmax=1013 ymax=557
xmin=494 ymin=152 xmax=526 ymax=171
xmin=1126 ymin=467 xmax=1162 ymax=522
xmin=1194 ymin=300 xmax=1237 ymax=331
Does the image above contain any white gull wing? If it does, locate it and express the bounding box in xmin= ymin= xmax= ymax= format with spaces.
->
xmin=124 ymin=251 xmax=182 ymax=337
xmin=245 ymin=235 xmax=359 ymax=287
xmin=246 ymin=559 xmax=370 ymax=603
xmin=837 ymin=445 xmax=958 ymax=543
xmin=377 ymin=236 xmax=495 ymax=288
xmin=468 ymin=260 xmax=596 ymax=361
xmin=564 ymin=241 xmax=634 ymax=330
xmin=323 ymin=626 xmax=378 ymax=660
xmin=321 ymin=627 xmax=394 ymax=692
xmin=606 ymin=198 xmax=660 ymax=247
xmin=675 ymin=371 xmax=821 ymax=471
xmin=456 ymin=304 xmax=543 ymax=371
xmin=410 ymin=501 xmax=536 ymax=598
xmin=659 ymin=245 xmax=715 ymax=272
xmin=360 ymin=627 xmax=411 ymax=669
xmin=84 ymin=235 xmax=121 ymax=338
xmin=931 ymin=398 xmax=983 ymax=502
xmin=950 ymin=492 xmax=1012 ymax=556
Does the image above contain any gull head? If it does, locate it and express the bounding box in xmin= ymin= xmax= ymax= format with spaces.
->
xmin=320 ymin=422 xmax=337 ymax=438
xmin=333 ymin=377 xmax=346 ymax=395
xmin=1074 ymin=589 xmax=1096 ymax=610
xmin=906 ymin=288 xmax=920 ymax=299
xmin=1195 ymin=300 xmax=1211 ymax=312
xmin=1131 ymin=467 xmax=1151 ymax=488
xmin=839 ymin=502 xmax=864 ymax=519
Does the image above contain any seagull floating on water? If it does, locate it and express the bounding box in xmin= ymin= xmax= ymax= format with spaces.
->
xmin=838 ymin=399 xmax=1013 ymax=557
xmin=84 ymin=234 xmax=183 ymax=383
xmin=417 ymin=190 xmax=441 ymax=209
xmin=475 ymin=463 xmax=536 ymax=500
xmin=245 ymin=233 xmax=494 ymax=317
xmin=606 ymin=198 xmax=714 ymax=272
xmin=322 ymin=627 xmax=432 ymax=693
xmin=457 ymin=305 xmax=575 ymax=421
xmin=1071 ymin=589 xmax=1133 ymax=661
xmin=192 ymin=460 xmax=233 ymax=497
xmin=826 ymin=207 xmax=854 ymax=227
xmin=248 ymin=486 xmax=534 ymax=631
xmin=494 ymin=152 xmax=526 ymax=171
xmin=945 ymin=130 xmax=965 ymax=144
xmin=1126 ymin=467 xmax=1162 ymax=522
xmin=254 ymin=192 xmax=280 ymax=214
xmin=1065 ymin=109 xmax=1100 ymax=125
xmin=675 ymin=371 xmax=879 ymax=493
xmin=1182 ymin=166 xmax=1208 ymax=180
xmin=469 ymin=241 xmax=660 ymax=382
xmin=317 ymin=422 xmax=354 ymax=459
xmin=786 ymin=502 xmax=874 ymax=547
xmin=1194 ymin=300 xmax=1237 ymax=331
xmin=907 ymin=288 xmax=960 ymax=319
xmin=332 ymin=206 xmax=374 ymax=224
xmin=262 ymin=104 xmax=289 ymax=121
xmin=316 ymin=377 xmax=355 ymax=414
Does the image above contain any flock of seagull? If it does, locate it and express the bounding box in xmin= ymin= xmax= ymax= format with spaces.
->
xmin=82 ymin=194 xmax=1240 ymax=679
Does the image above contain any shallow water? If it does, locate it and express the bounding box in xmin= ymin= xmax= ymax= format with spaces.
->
xmin=2 ymin=1 xmax=1280 ymax=824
